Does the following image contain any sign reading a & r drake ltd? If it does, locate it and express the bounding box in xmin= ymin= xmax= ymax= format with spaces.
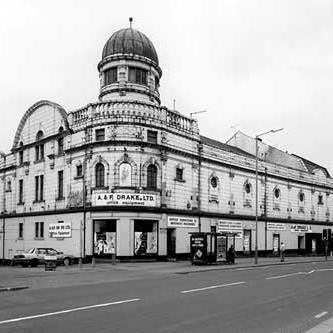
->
xmin=92 ymin=193 xmax=157 ymax=207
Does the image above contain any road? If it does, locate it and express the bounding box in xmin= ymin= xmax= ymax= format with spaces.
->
xmin=1 ymin=261 xmax=333 ymax=332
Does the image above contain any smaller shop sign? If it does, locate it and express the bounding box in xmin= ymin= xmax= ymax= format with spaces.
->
xmin=190 ymin=235 xmax=207 ymax=261
xmin=218 ymin=220 xmax=243 ymax=237
xmin=267 ymin=223 xmax=287 ymax=231
xmin=168 ymin=217 xmax=198 ymax=228
xmin=49 ymin=223 xmax=72 ymax=238
xmin=290 ymin=224 xmax=312 ymax=233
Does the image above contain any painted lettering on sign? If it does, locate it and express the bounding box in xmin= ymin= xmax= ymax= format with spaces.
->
xmin=92 ymin=193 xmax=157 ymax=207
xmin=168 ymin=217 xmax=199 ymax=228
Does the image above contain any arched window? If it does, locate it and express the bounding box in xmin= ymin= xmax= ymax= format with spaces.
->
xmin=244 ymin=182 xmax=252 ymax=194
xmin=274 ymin=187 xmax=281 ymax=199
xmin=35 ymin=131 xmax=44 ymax=161
xmin=147 ymin=164 xmax=157 ymax=190
xmin=95 ymin=163 xmax=105 ymax=188
xmin=120 ymin=163 xmax=132 ymax=187
xmin=299 ymin=191 xmax=305 ymax=203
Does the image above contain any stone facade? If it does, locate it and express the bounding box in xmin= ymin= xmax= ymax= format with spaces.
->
xmin=0 ymin=26 xmax=332 ymax=261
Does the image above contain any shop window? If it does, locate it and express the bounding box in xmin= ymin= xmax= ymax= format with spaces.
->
xmin=147 ymin=130 xmax=158 ymax=144
xmin=18 ymin=179 xmax=24 ymax=204
xmin=147 ymin=164 xmax=157 ymax=190
xmin=95 ymin=128 xmax=105 ymax=142
xmin=95 ymin=163 xmax=105 ymax=188
xmin=134 ymin=220 xmax=158 ymax=256
xmin=18 ymin=222 xmax=24 ymax=239
xmin=119 ymin=163 xmax=132 ymax=187
xmin=94 ymin=220 xmax=116 ymax=256
xmin=35 ymin=222 xmax=44 ymax=239
xmin=104 ymin=67 xmax=118 ymax=85
xmin=128 ymin=67 xmax=147 ymax=85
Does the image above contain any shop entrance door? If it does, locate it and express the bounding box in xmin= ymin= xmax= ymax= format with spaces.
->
xmin=273 ymin=234 xmax=280 ymax=256
xmin=167 ymin=228 xmax=176 ymax=257
xmin=298 ymin=235 xmax=305 ymax=255
xmin=243 ymin=229 xmax=252 ymax=255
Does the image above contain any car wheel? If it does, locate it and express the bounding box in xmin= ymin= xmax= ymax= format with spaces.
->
xmin=63 ymin=257 xmax=71 ymax=266
xmin=30 ymin=259 xmax=38 ymax=267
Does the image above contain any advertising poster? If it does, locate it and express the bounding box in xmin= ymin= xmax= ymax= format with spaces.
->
xmin=104 ymin=232 xmax=116 ymax=254
xmin=216 ymin=236 xmax=226 ymax=261
xmin=134 ymin=232 xmax=148 ymax=256
xmin=190 ymin=235 xmax=207 ymax=262
xmin=94 ymin=233 xmax=107 ymax=255
xmin=147 ymin=232 xmax=157 ymax=254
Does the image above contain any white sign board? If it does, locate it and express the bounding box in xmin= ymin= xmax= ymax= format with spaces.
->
xmin=168 ymin=217 xmax=199 ymax=228
xmin=290 ymin=224 xmax=312 ymax=233
xmin=267 ymin=223 xmax=287 ymax=231
xmin=49 ymin=223 xmax=72 ymax=238
xmin=92 ymin=193 xmax=156 ymax=207
xmin=218 ymin=220 xmax=243 ymax=237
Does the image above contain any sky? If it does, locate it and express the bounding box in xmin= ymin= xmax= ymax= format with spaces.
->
xmin=0 ymin=0 xmax=333 ymax=173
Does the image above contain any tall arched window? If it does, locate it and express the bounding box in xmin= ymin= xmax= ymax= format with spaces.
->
xmin=35 ymin=131 xmax=44 ymax=161
xmin=95 ymin=163 xmax=105 ymax=188
xmin=147 ymin=164 xmax=157 ymax=190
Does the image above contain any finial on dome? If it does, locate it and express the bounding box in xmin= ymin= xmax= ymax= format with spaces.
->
xmin=129 ymin=17 xmax=133 ymax=28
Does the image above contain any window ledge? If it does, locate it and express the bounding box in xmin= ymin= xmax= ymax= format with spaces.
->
xmin=34 ymin=237 xmax=45 ymax=240
xmin=56 ymin=197 xmax=65 ymax=201
xmin=17 ymin=237 xmax=24 ymax=240
xmin=174 ymin=178 xmax=186 ymax=183
xmin=34 ymin=159 xmax=45 ymax=164
xmin=17 ymin=202 xmax=25 ymax=206
xmin=74 ymin=175 xmax=84 ymax=180
xmin=91 ymin=186 xmax=109 ymax=191
xmin=5 ymin=190 xmax=12 ymax=193
xmin=33 ymin=200 xmax=45 ymax=204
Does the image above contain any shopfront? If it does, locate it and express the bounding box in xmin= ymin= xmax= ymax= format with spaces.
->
xmin=93 ymin=219 xmax=116 ymax=257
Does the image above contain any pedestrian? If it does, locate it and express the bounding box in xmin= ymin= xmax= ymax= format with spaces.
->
xmin=227 ymin=245 xmax=235 ymax=264
xmin=280 ymin=241 xmax=285 ymax=262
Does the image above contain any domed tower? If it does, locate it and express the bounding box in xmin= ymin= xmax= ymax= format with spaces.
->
xmin=98 ymin=18 xmax=162 ymax=105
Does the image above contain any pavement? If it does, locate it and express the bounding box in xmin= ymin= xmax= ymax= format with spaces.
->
xmin=1 ymin=255 xmax=333 ymax=292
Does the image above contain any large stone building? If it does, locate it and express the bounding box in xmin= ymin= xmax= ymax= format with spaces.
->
xmin=0 ymin=23 xmax=332 ymax=262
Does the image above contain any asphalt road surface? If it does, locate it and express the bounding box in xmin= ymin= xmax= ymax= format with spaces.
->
xmin=1 ymin=261 xmax=333 ymax=332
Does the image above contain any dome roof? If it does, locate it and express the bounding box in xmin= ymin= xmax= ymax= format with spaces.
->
xmin=102 ymin=28 xmax=159 ymax=65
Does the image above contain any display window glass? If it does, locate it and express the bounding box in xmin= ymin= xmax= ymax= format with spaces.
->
xmin=134 ymin=220 xmax=158 ymax=257
xmin=94 ymin=220 xmax=116 ymax=257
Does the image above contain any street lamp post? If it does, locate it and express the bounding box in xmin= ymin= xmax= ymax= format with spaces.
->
xmin=190 ymin=110 xmax=207 ymax=118
xmin=255 ymin=128 xmax=283 ymax=264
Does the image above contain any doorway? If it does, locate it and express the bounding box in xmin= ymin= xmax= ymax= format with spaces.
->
xmin=243 ymin=229 xmax=252 ymax=255
xmin=167 ymin=228 xmax=176 ymax=257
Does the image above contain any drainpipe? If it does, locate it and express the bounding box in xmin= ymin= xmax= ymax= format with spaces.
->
xmin=264 ymin=167 xmax=268 ymax=256
xmin=198 ymin=142 xmax=203 ymax=232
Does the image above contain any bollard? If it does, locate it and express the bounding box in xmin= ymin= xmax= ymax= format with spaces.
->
xmin=112 ymin=253 xmax=116 ymax=265
xmin=92 ymin=257 xmax=96 ymax=268
xmin=78 ymin=258 xmax=82 ymax=269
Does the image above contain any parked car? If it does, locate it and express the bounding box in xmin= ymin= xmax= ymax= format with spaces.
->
xmin=13 ymin=248 xmax=75 ymax=267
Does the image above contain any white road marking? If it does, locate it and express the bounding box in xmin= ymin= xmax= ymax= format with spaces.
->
xmin=315 ymin=311 xmax=328 ymax=319
xmin=181 ymin=281 xmax=246 ymax=294
xmin=0 ymin=298 xmax=140 ymax=325
xmin=266 ymin=268 xmax=333 ymax=280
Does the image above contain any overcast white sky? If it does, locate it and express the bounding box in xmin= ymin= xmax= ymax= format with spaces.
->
xmin=1 ymin=0 xmax=332 ymax=173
